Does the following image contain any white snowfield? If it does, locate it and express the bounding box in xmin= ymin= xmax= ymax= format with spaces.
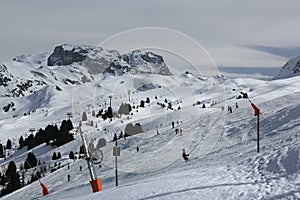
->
xmin=0 ymin=56 xmax=299 ymax=200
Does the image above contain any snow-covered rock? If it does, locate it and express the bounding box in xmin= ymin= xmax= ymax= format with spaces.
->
xmin=0 ymin=63 xmax=47 ymax=98
xmin=275 ymin=55 xmax=300 ymax=79
xmin=122 ymin=50 xmax=172 ymax=76
xmin=47 ymin=44 xmax=119 ymax=74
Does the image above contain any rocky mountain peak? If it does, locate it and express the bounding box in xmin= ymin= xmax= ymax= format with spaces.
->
xmin=47 ymin=44 xmax=172 ymax=76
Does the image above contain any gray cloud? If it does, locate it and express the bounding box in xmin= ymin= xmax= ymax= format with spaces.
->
xmin=243 ymin=45 xmax=300 ymax=59
xmin=1 ymin=0 xmax=300 ymax=68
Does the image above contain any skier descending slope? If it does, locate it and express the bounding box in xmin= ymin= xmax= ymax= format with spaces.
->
xmin=182 ymin=149 xmax=189 ymax=161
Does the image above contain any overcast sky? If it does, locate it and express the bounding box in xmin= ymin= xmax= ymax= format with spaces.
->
xmin=1 ymin=0 xmax=300 ymax=69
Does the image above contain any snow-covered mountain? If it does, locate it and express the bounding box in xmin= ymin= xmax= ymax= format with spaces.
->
xmin=0 ymin=44 xmax=172 ymax=118
xmin=0 ymin=46 xmax=299 ymax=200
xmin=275 ymin=54 xmax=300 ymax=79
xmin=47 ymin=44 xmax=171 ymax=76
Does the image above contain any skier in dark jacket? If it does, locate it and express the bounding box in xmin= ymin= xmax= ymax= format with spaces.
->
xmin=182 ymin=149 xmax=189 ymax=161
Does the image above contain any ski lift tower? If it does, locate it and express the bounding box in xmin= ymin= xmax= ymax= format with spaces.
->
xmin=29 ymin=128 xmax=35 ymax=134
xmin=67 ymin=112 xmax=73 ymax=120
xmin=128 ymin=90 xmax=131 ymax=102
xmin=108 ymin=95 xmax=112 ymax=108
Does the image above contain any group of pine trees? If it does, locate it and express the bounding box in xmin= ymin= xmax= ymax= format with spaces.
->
xmin=0 ymin=148 xmax=73 ymax=197
xmin=18 ymin=119 xmax=74 ymax=150
xmin=0 ymin=119 xmax=74 ymax=197
xmin=113 ymin=122 xmax=143 ymax=141
xmin=52 ymin=152 xmax=62 ymax=160
xmin=139 ymin=97 xmax=150 ymax=108
xmin=24 ymin=152 xmax=38 ymax=169
xmin=0 ymin=155 xmax=54 ymax=197
xmin=0 ymin=139 xmax=13 ymax=159
xmin=118 ymin=103 xmax=132 ymax=115
xmin=95 ymin=107 xmax=113 ymax=120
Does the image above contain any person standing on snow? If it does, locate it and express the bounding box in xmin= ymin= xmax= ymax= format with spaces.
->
xmin=182 ymin=149 xmax=189 ymax=161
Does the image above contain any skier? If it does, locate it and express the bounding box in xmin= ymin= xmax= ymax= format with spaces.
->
xmin=236 ymin=102 xmax=238 ymax=109
xmin=67 ymin=174 xmax=70 ymax=181
xmin=179 ymin=128 xmax=183 ymax=136
xmin=136 ymin=146 xmax=139 ymax=152
xmin=80 ymin=165 xmax=82 ymax=172
xmin=182 ymin=149 xmax=189 ymax=161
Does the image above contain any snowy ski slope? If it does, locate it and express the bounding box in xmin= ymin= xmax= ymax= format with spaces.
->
xmin=0 ymin=70 xmax=299 ymax=199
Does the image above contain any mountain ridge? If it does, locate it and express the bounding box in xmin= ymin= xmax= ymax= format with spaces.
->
xmin=275 ymin=55 xmax=300 ymax=79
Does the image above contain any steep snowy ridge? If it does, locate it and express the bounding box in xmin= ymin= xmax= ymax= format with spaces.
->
xmin=0 ymin=61 xmax=93 ymax=118
xmin=13 ymin=52 xmax=50 ymax=66
xmin=0 ymin=62 xmax=47 ymax=98
xmin=275 ymin=54 xmax=300 ymax=79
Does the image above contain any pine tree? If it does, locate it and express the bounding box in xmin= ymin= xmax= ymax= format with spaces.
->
xmin=52 ymin=152 xmax=57 ymax=160
xmin=0 ymin=143 xmax=4 ymax=158
xmin=79 ymin=145 xmax=85 ymax=154
xmin=24 ymin=152 xmax=38 ymax=169
xmin=140 ymin=100 xmax=145 ymax=108
xmin=57 ymin=152 xmax=62 ymax=159
xmin=107 ymin=107 xmax=113 ymax=118
xmin=18 ymin=136 xmax=24 ymax=149
xmin=5 ymin=161 xmax=21 ymax=194
xmin=0 ymin=172 xmax=5 ymax=186
xmin=25 ymin=134 xmax=36 ymax=150
xmin=118 ymin=131 xmax=124 ymax=139
xmin=45 ymin=124 xmax=59 ymax=143
xmin=146 ymin=97 xmax=150 ymax=103
xmin=6 ymin=139 xmax=12 ymax=150
xmin=69 ymin=151 xmax=75 ymax=159
xmin=82 ymin=112 xmax=87 ymax=121
xmin=134 ymin=123 xmax=143 ymax=135
xmin=125 ymin=123 xmax=134 ymax=136
xmin=54 ymin=119 xmax=74 ymax=147
xmin=113 ymin=133 xmax=117 ymax=141
xmin=35 ymin=128 xmax=46 ymax=146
